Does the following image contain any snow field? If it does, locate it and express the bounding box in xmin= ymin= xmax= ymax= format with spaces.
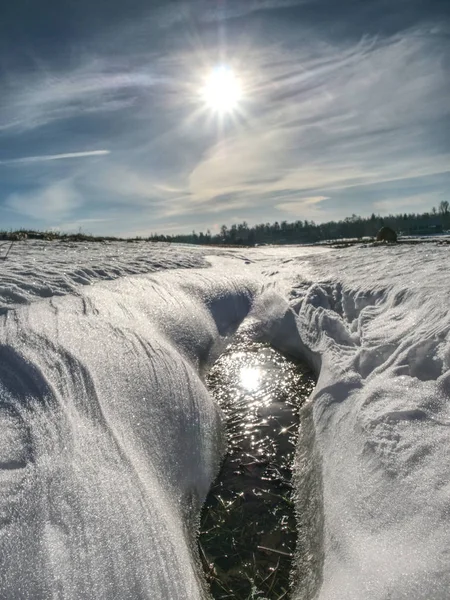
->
xmin=1 ymin=241 xmax=449 ymax=599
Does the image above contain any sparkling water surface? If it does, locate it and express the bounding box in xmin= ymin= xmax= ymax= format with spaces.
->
xmin=200 ymin=337 xmax=315 ymax=599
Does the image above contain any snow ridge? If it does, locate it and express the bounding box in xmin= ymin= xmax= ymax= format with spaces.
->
xmin=0 ymin=267 xmax=256 ymax=599
xmin=243 ymin=244 xmax=450 ymax=600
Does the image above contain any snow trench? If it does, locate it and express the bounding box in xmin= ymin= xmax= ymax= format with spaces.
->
xmin=1 ymin=248 xmax=450 ymax=599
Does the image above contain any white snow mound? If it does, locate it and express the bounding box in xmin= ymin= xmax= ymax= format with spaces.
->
xmin=0 ymin=266 xmax=255 ymax=599
xmin=243 ymin=244 xmax=450 ymax=600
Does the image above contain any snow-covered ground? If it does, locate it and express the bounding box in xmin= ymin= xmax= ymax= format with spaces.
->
xmin=0 ymin=240 xmax=449 ymax=599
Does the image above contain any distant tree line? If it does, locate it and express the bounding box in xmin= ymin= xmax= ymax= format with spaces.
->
xmin=2 ymin=201 xmax=448 ymax=245
xmin=149 ymin=201 xmax=450 ymax=246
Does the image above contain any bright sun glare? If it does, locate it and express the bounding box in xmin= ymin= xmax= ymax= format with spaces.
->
xmin=240 ymin=367 xmax=261 ymax=391
xmin=201 ymin=66 xmax=242 ymax=113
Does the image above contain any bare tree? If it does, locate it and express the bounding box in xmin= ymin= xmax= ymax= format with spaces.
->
xmin=439 ymin=200 xmax=449 ymax=215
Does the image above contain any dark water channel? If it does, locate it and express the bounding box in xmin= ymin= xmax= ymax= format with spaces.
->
xmin=200 ymin=338 xmax=316 ymax=599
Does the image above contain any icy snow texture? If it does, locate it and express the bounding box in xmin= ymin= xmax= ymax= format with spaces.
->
xmin=0 ymin=240 xmax=210 ymax=311
xmin=1 ymin=241 xmax=450 ymax=599
xmin=244 ymin=244 xmax=450 ymax=600
xmin=0 ymin=258 xmax=256 ymax=599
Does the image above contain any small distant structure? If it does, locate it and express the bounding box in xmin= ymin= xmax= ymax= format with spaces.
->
xmin=376 ymin=226 xmax=397 ymax=243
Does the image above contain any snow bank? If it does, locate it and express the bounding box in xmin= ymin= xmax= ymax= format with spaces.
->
xmin=243 ymin=244 xmax=450 ymax=600
xmin=0 ymin=266 xmax=256 ymax=599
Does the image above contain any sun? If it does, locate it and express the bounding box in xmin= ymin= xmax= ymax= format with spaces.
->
xmin=201 ymin=66 xmax=242 ymax=113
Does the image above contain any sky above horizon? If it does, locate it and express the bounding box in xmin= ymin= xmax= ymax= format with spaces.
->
xmin=1 ymin=0 xmax=449 ymax=236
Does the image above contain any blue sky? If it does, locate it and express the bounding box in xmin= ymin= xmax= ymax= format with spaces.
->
xmin=1 ymin=0 xmax=449 ymax=235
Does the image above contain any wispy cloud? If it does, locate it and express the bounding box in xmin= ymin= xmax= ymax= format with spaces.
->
xmin=187 ymin=29 xmax=450 ymax=219
xmin=276 ymin=196 xmax=329 ymax=218
xmin=158 ymin=0 xmax=307 ymax=27
xmin=373 ymin=191 xmax=447 ymax=214
xmin=84 ymin=165 xmax=187 ymax=209
xmin=0 ymin=62 xmax=161 ymax=133
xmin=0 ymin=150 xmax=110 ymax=166
xmin=5 ymin=180 xmax=83 ymax=220
xmin=1 ymin=4 xmax=449 ymax=235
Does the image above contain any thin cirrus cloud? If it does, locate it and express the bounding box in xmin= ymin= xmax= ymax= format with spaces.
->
xmin=6 ymin=180 xmax=83 ymax=221
xmin=158 ymin=0 xmax=307 ymax=26
xmin=0 ymin=0 xmax=449 ymax=235
xmin=276 ymin=196 xmax=330 ymax=218
xmin=373 ymin=191 xmax=447 ymax=214
xmin=187 ymin=28 xmax=450 ymax=220
xmin=0 ymin=150 xmax=111 ymax=166
xmin=0 ymin=66 xmax=160 ymax=133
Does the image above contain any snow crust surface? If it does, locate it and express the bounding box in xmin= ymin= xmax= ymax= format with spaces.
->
xmin=1 ymin=240 xmax=449 ymax=599
xmin=0 ymin=240 xmax=209 ymax=311
xmin=0 ymin=246 xmax=255 ymax=599
xmin=243 ymin=244 xmax=450 ymax=600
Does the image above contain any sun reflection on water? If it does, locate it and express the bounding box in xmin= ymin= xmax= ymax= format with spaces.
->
xmin=239 ymin=366 xmax=261 ymax=391
xmin=201 ymin=336 xmax=316 ymax=599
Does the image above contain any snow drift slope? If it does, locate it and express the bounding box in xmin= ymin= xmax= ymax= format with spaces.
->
xmin=242 ymin=244 xmax=450 ymax=600
xmin=0 ymin=268 xmax=256 ymax=599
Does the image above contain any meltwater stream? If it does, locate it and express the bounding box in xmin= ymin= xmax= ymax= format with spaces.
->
xmin=200 ymin=338 xmax=315 ymax=599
